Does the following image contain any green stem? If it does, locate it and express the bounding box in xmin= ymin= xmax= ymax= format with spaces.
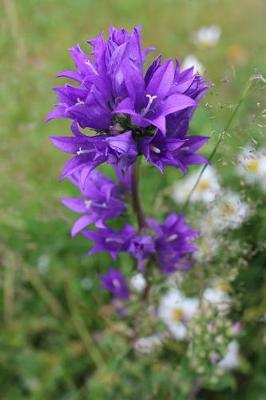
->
xmin=183 ymin=77 xmax=253 ymax=210
xmin=131 ymin=161 xmax=146 ymax=230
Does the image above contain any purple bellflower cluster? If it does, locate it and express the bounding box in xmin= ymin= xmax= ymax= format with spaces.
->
xmin=47 ymin=26 xmax=210 ymax=303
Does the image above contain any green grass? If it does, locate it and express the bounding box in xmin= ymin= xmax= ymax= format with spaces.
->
xmin=1 ymin=0 xmax=266 ymax=398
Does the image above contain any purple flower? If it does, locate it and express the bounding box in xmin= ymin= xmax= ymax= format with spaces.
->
xmin=128 ymin=234 xmax=156 ymax=270
xmin=47 ymin=26 xmax=211 ymax=292
xmin=100 ymin=267 xmax=129 ymax=300
xmin=47 ymin=26 xmax=210 ymax=179
xmin=62 ymin=170 xmax=125 ymax=236
xmin=148 ymin=213 xmax=198 ymax=274
xmin=115 ymin=59 xmax=197 ymax=134
xmin=165 ymin=65 xmax=210 ymax=139
xmin=83 ymin=213 xmax=197 ymax=275
xmin=46 ymin=26 xmax=153 ymax=130
xmin=50 ymin=123 xmax=137 ymax=186
xmin=139 ymin=130 xmax=209 ymax=172
xmin=83 ymin=224 xmax=136 ymax=259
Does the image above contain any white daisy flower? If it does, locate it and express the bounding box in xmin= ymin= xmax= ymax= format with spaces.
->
xmin=236 ymin=146 xmax=266 ymax=192
xmin=172 ymin=166 xmax=220 ymax=204
xmin=195 ymin=234 xmax=221 ymax=262
xmin=130 ymin=273 xmax=147 ymax=293
xmin=218 ymin=340 xmax=240 ymax=370
xmin=182 ymin=54 xmax=205 ymax=75
xmin=209 ymin=191 xmax=249 ymax=231
xmin=203 ymin=282 xmax=231 ymax=314
xmin=134 ymin=333 xmax=167 ymax=354
xmin=158 ymin=289 xmax=199 ymax=340
xmin=193 ymin=25 xmax=221 ymax=48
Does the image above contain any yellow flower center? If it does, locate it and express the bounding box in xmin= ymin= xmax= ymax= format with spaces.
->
xmin=215 ymin=282 xmax=229 ymax=292
xmin=246 ymin=159 xmax=260 ymax=173
xmin=197 ymin=180 xmax=209 ymax=192
xmin=171 ymin=308 xmax=184 ymax=321
xmin=222 ymin=203 xmax=236 ymax=216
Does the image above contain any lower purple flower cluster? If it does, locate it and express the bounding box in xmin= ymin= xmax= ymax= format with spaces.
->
xmin=85 ymin=211 xmax=198 ymax=274
xmin=47 ymin=26 xmax=210 ymax=302
xmin=62 ymin=168 xmax=198 ymax=299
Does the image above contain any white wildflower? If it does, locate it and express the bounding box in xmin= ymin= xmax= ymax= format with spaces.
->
xmin=195 ymin=235 xmax=221 ymax=262
xmin=236 ymin=146 xmax=266 ymax=192
xmin=134 ymin=333 xmax=167 ymax=354
xmin=130 ymin=273 xmax=147 ymax=293
xmin=219 ymin=340 xmax=240 ymax=370
xmin=182 ymin=54 xmax=205 ymax=75
xmin=158 ymin=289 xmax=199 ymax=340
xmin=193 ymin=25 xmax=221 ymax=48
xmin=209 ymin=191 xmax=249 ymax=231
xmin=80 ymin=277 xmax=93 ymax=290
xmin=172 ymin=166 xmax=220 ymax=204
xmin=203 ymin=281 xmax=231 ymax=314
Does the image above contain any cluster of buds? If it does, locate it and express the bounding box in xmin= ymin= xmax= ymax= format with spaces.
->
xmin=188 ymin=304 xmax=240 ymax=384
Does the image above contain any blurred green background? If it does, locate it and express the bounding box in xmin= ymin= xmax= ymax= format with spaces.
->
xmin=0 ymin=0 xmax=266 ymax=398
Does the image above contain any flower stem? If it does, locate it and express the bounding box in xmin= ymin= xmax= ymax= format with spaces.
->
xmin=131 ymin=162 xmax=152 ymax=301
xmin=131 ymin=160 xmax=146 ymax=230
xmin=187 ymin=377 xmax=202 ymax=400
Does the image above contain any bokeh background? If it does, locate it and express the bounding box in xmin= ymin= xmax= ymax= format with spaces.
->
xmin=1 ymin=0 xmax=266 ymax=398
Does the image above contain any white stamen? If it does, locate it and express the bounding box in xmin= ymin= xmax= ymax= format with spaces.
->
xmin=167 ymin=234 xmax=178 ymax=242
xmin=84 ymin=200 xmax=92 ymax=208
xmin=85 ymin=60 xmax=98 ymax=75
xmin=113 ymin=279 xmax=121 ymax=288
xmin=84 ymin=200 xmax=107 ymax=210
xmin=102 ymin=202 xmax=107 ymax=208
xmin=94 ymin=202 xmax=108 ymax=209
xmin=77 ymin=147 xmax=93 ymax=155
xmin=76 ymin=98 xmax=84 ymax=104
xmin=105 ymin=238 xmax=123 ymax=244
xmin=151 ymin=145 xmax=161 ymax=154
xmin=142 ymin=94 xmax=157 ymax=116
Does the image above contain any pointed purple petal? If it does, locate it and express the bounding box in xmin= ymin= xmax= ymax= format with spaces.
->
xmin=146 ymin=60 xmax=175 ymax=98
xmin=57 ymin=70 xmax=82 ymax=82
xmin=61 ymin=198 xmax=87 ymax=213
xmin=71 ymin=215 xmax=96 ymax=237
xmin=162 ymin=94 xmax=195 ymax=116
xmin=50 ymin=136 xmax=86 ymax=154
xmin=60 ymin=155 xmax=90 ymax=179
xmin=45 ymin=108 xmax=66 ymax=122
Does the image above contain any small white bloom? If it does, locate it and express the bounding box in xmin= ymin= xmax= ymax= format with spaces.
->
xmin=236 ymin=146 xmax=266 ymax=192
xmin=130 ymin=273 xmax=147 ymax=293
xmin=158 ymin=289 xmax=199 ymax=340
xmin=209 ymin=191 xmax=249 ymax=231
xmin=219 ymin=340 xmax=240 ymax=370
xmin=37 ymin=254 xmax=50 ymax=274
xmin=134 ymin=333 xmax=167 ymax=354
xmin=172 ymin=166 xmax=220 ymax=204
xmin=80 ymin=277 xmax=93 ymax=290
xmin=195 ymin=235 xmax=221 ymax=262
xmin=182 ymin=54 xmax=205 ymax=75
xmin=193 ymin=25 xmax=221 ymax=48
xmin=203 ymin=283 xmax=231 ymax=314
